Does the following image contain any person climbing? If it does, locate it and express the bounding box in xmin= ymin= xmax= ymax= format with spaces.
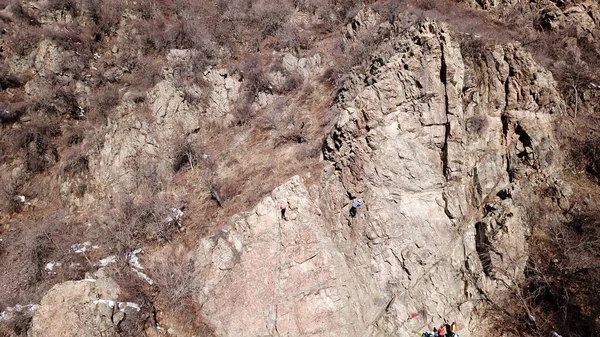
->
xmin=445 ymin=323 xmax=452 ymax=337
xmin=451 ymin=322 xmax=458 ymax=337
xmin=438 ymin=325 xmax=445 ymax=337
xmin=280 ymin=201 xmax=287 ymax=220
xmin=350 ymin=199 xmax=363 ymax=218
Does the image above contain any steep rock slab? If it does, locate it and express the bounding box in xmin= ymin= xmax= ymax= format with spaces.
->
xmin=195 ymin=176 xmax=365 ymax=337
xmin=190 ymin=18 xmax=566 ymax=337
xmin=322 ymin=19 xmax=564 ymax=336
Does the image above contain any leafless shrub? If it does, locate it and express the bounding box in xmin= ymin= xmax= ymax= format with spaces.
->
xmin=459 ymin=35 xmax=486 ymax=61
xmin=322 ymin=66 xmax=344 ymax=88
xmin=466 ymin=116 xmax=488 ymax=134
xmin=7 ymin=2 xmax=40 ymax=26
xmin=372 ymin=0 xmax=406 ymax=22
xmin=0 ymin=67 xmax=23 ymax=90
xmin=294 ymin=142 xmax=321 ymax=161
xmin=45 ymin=0 xmax=79 ymax=16
xmin=16 ymin=127 xmax=60 ymax=174
xmin=273 ymin=25 xmax=313 ymax=51
xmin=31 ymin=86 xmax=79 ymax=117
xmin=62 ymin=154 xmax=89 ymax=176
xmin=574 ymin=138 xmax=600 ymax=183
xmin=87 ymin=86 xmax=119 ymax=119
xmin=149 ymin=254 xmax=198 ymax=308
xmin=0 ymin=312 xmax=32 ymax=336
xmin=415 ymin=0 xmax=435 ymax=10
xmin=279 ymin=71 xmax=303 ymax=94
xmin=43 ymin=26 xmax=85 ymax=52
xmin=3 ymin=24 xmax=42 ymax=56
xmin=137 ymin=17 xmax=212 ymax=54
xmin=104 ymin=195 xmax=179 ymax=255
xmin=149 ymin=253 xmax=215 ymax=335
xmin=0 ymin=178 xmax=21 ymax=214
xmin=172 ymin=138 xmax=198 ymax=173
xmin=123 ymin=56 xmax=164 ymax=91
xmin=235 ymin=102 xmax=254 ymax=127
xmin=84 ymin=0 xmax=122 ymax=37
xmin=237 ymin=56 xmax=272 ymax=96
xmin=129 ymin=0 xmax=159 ymax=21
xmin=126 ymin=157 xmax=162 ymax=194
xmin=0 ymin=101 xmax=27 ymax=124
xmin=252 ymin=0 xmax=293 ymax=38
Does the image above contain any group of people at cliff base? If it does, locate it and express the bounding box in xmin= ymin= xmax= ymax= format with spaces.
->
xmin=422 ymin=322 xmax=459 ymax=337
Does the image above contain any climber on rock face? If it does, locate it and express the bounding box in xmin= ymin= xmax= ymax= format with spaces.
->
xmin=280 ymin=201 xmax=287 ymax=220
xmin=451 ymin=322 xmax=458 ymax=337
xmin=350 ymin=199 xmax=363 ymax=218
xmin=426 ymin=322 xmax=458 ymax=337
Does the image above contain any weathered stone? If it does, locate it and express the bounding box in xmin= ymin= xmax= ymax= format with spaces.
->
xmin=29 ymin=275 xmax=121 ymax=337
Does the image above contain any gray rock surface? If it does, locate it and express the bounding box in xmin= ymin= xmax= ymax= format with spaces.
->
xmin=25 ymin=12 xmax=570 ymax=337
xmin=29 ymin=273 xmax=125 ymax=337
xmin=190 ymin=18 xmax=566 ymax=337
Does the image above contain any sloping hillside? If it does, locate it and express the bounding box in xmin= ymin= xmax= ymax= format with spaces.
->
xmin=1 ymin=1 xmax=600 ymax=336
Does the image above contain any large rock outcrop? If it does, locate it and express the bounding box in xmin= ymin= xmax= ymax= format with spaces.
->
xmin=23 ymin=13 xmax=569 ymax=337
xmin=191 ymin=17 xmax=566 ymax=337
xmin=29 ymin=272 xmax=141 ymax=337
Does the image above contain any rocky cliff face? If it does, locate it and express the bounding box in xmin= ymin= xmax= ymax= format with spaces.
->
xmin=13 ymin=6 xmax=580 ymax=337
xmin=77 ymin=16 xmax=565 ymax=337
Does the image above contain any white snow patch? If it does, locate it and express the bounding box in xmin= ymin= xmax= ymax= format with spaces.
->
xmin=93 ymin=299 xmax=116 ymax=308
xmin=127 ymin=249 xmax=144 ymax=270
xmin=45 ymin=262 xmax=62 ymax=273
xmin=71 ymin=242 xmax=99 ymax=254
xmin=75 ymin=278 xmax=96 ymax=283
xmin=134 ymin=270 xmax=154 ymax=285
xmin=94 ymin=300 xmax=141 ymax=312
xmin=165 ymin=207 xmax=185 ymax=231
xmin=98 ymin=255 xmax=117 ymax=267
xmin=16 ymin=195 xmax=31 ymax=206
xmin=119 ymin=302 xmax=141 ymax=312
xmin=71 ymin=241 xmax=92 ymax=253
xmin=0 ymin=304 xmax=37 ymax=321
xmin=126 ymin=249 xmax=154 ymax=285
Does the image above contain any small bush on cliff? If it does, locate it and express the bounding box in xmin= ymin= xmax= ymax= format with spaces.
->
xmin=0 ymin=102 xmax=27 ymax=124
xmin=16 ymin=126 xmax=60 ymax=174
xmin=149 ymin=252 xmax=215 ymax=336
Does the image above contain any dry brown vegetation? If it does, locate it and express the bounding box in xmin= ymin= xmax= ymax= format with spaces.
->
xmin=0 ymin=0 xmax=599 ymax=335
xmin=0 ymin=0 xmax=369 ymax=334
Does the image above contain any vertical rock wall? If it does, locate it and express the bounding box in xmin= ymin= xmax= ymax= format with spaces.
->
xmin=27 ymin=15 xmax=568 ymax=337
xmin=193 ymin=19 xmax=565 ymax=337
